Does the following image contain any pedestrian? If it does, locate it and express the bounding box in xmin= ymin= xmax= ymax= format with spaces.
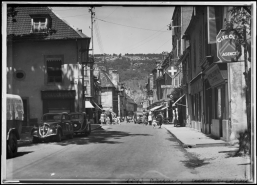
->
xmin=106 ymin=116 xmax=110 ymax=125
xmin=152 ymin=117 xmax=158 ymax=128
xmin=113 ymin=115 xmax=116 ymax=125
xmin=100 ymin=113 xmax=105 ymax=125
xmin=148 ymin=112 xmax=152 ymax=126
xmin=116 ymin=116 xmax=120 ymax=124
xmin=109 ymin=113 xmax=112 ymax=124
xmin=142 ymin=114 xmax=147 ymax=125
xmin=156 ymin=112 xmax=163 ymax=128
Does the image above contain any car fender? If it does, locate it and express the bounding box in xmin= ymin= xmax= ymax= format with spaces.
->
xmin=7 ymin=128 xmax=20 ymax=141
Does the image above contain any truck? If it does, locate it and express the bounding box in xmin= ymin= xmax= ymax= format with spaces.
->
xmin=6 ymin=94 xmax=24 ymax=158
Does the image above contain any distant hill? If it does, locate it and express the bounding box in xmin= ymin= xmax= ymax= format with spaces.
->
xmin=95 ymin=53 xmax=166 ymax=104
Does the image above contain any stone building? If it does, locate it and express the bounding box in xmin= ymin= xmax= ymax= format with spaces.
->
xmin=6 ymin=6 xmax=90 ymax=126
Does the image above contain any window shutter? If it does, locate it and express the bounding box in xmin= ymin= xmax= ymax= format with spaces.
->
xmin=207 ymin=6 xmax=217 ymax=44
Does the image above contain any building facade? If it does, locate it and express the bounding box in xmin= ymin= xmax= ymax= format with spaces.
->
xmin=183 ymin=6 xmax=249 ymax=142
xmin=6 ymin=6 xmax=91 ymax=126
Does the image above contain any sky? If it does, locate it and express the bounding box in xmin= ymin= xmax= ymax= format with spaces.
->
xmin=50 ymin=4 xmax=175 ymax=55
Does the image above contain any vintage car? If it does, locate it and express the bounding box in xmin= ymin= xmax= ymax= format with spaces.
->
xmin=70 ymin=112 xmax=91 ymax=136
xmin=6 ymin=94 xmax=24 ymax=158
xmin=31 ymin=112 xmax=74 ymax=143
xmin=126 ymin=116 xmax=134 ymax=123
xmin=133 ymin=112 xmax=143 ymax=124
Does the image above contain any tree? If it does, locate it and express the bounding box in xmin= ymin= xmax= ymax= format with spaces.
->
xmin=7 ymin=6 xmax=18 ymax=22
xmin=225 ymin=6 xmax=252 ymax=155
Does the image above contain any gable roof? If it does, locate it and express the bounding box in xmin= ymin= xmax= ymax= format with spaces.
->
xmin=7 ymin=6 xmax=90 ymax=41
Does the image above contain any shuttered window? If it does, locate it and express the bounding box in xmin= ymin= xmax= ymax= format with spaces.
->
xmin=207 ymin=6 xmax=224 ymax=44
xmin=207 ymin=6 xmax=217 ymax=44
xmin=47 ymin=59 xmax=62 ymax=83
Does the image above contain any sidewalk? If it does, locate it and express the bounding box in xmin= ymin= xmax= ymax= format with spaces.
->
xmin=162 ymin=124 xmax=230 ymax=148
xmin=18 ymin=124 xmax=102 ymax=147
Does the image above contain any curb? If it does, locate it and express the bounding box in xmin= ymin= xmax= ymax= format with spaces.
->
xmin=164 ymin=127 xmax=229 ymax=148
xmin=164 ymin=128 xmax=189 ymax=148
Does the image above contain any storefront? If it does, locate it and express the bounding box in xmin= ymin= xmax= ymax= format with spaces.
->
xmin=204 ymin=63 xmax=229 ymax=140
xmin=189 ymin=73 xmax=203 ymax=132
xmin=41 ymin=90 xmax=76 ymax=114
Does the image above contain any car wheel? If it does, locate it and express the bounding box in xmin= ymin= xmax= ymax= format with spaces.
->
xmin=56 ymin=130 xmax=62 ymax=142
xmin=69 ymin=132 xmax=74 ymax=139
xmin=7 ymin=132 xmax=18 ymax=158
xmin=32 ymin=137 xmax=39 ymax=144
xmin=89 ymin=124 xmax=91 ymax=134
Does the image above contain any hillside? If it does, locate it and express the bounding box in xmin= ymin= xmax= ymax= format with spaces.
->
xmin=95 ymin=53 xmax=165 ymax=104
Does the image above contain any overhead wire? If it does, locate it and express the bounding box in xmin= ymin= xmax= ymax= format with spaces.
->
xmin=103 ymin=7 xmax=119 ymax=19
xmin=94 ymin=17 xmax=169 ymax=32
xmin=152 ymin=38 xmax=172 ymax=53
xmin=123 ymin=26 xmax=169 ymax=53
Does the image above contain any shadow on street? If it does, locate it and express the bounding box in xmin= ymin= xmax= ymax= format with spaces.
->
xmin=51 ymin=127 xmax=153 ymax=146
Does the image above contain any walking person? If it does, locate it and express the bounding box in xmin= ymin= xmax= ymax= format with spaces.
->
xmin=156 ymin=112 xmax=163 ymax=128
xmin=106 ymin=116 xmax=110 ymax=125
xmin=100 ymin=113 xmax=105 ymax=125
xmin=148 ymin=111 xmax=152 ymax=126
xmin=142 ymin=114 xmax=147 ymax=125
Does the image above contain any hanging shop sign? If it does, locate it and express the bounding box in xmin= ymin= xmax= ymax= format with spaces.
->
xmin=216 ymin=29 xmax=241 ymax=62
xmin=205 ymin=64 xmax=227 ymax=87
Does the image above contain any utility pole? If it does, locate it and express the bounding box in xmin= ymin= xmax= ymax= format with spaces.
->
xmin=89 ymin=6 xmax=95 ymax=56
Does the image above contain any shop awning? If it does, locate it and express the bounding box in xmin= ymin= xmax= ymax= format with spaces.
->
xmin=172 ymin=94 xmax=185 ymax=107
xmin=150 ymin=104 xmax=164 ymax=111
xmin=159 ymin=105 xmax=168 ymax=110
xmin=92 ymin=101 xmax=102 ymax=110
xmin=85 ymin=101 xmax=94 ymax=108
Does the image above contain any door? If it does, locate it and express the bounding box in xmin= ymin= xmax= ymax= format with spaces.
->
xmin=206 ymin=88 xmax=212 ymax=134
xmin=215 ymin=85 xmax=226 ymax=137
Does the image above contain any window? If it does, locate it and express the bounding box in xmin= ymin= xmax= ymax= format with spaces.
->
xmin=31 ymin=17 xmax=48 ymax=33
xmin=15 ymin=70 xmax=26 ymax=80
xmin=84 ymin=65 xmax=88 ymax=77
xmin=84 ymin=80 xmax=89 ymax=95
xmin=46 ymin=58 xmax=62 ymax=83
xmin=194 ymin=40 xmax=196 ymax=72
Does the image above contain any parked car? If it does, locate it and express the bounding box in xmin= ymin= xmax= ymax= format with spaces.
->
xmin=70 ymin=112 xmax=91 ymax=136
xmin=31 ymin=112 xmax=74 ymax=143
xmin=6 ymin=94 xmax=24 ymax=158
xmin=126 ymin=116 xmax=133 ymax=122
xmin=134 ymin=112 xmax=143 ymax=124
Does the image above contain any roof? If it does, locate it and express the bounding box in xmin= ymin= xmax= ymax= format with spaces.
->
xmin=7 ymin=6 xmax=90 ymax=41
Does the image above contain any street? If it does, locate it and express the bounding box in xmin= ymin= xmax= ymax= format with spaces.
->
xmin=7 ymin=122 xmax=207 ymax=181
